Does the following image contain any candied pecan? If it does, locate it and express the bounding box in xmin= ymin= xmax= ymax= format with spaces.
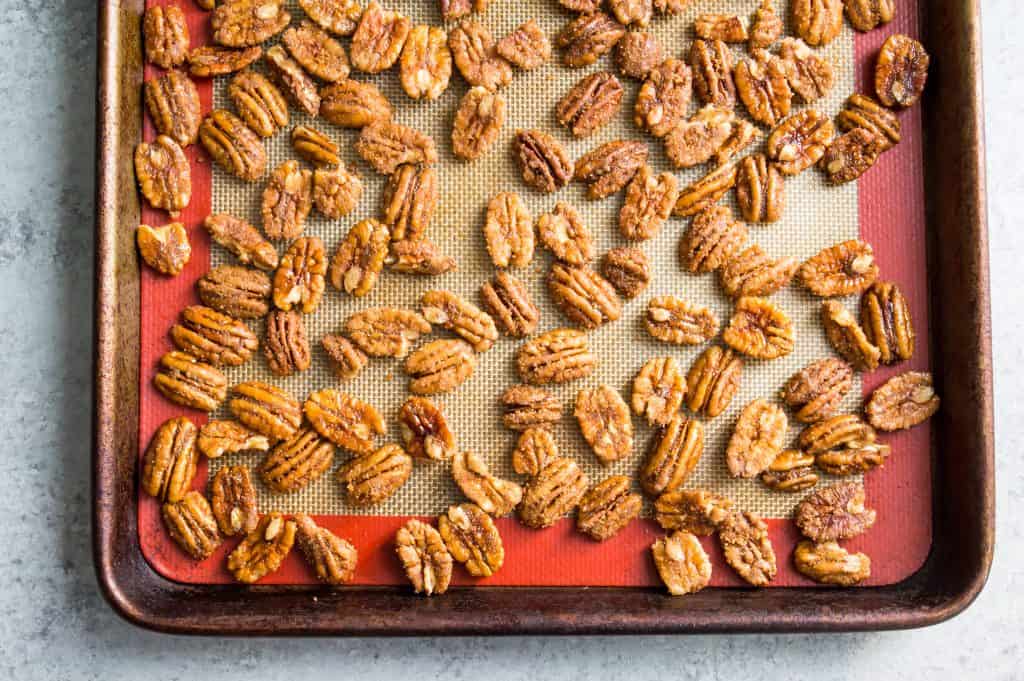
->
xmin=227 ymin=513 xmax=296 ymax=584
xmin=821 ymin=300 xmax=881 ymax=371
xmin=719 ymin=245 xmax=798 ymax=298
xmin=680 ymin=206 xmax=746 ymax=272
xmin=202 ymin=214 xmax=277 ymax=271
xmin=212 ymin=0 xmax=290 ymax=47
xmin=228 ymin=70 xmax=289 ymax=139
xmin=792 ymin=0 xmax=842 ymax=46
xmin=304 ymin=389 xmax=384 ymax=454
xmin=395 ymin=519 xmax=452 ymax=595
xmin=300 ymin=0 xmax=362 ymax=36
xmin=260 ymin=426 xmax=335 ymax=493
xmin=795 ymin=481 xmax=876 ymax=541
xmin=484 ymin=192 xmax=534 ymax=268
xmin=273 ymin=237 xmax=326 ymax=314
xmin=320 ymin=80 xmax=392 ymax=128
xmin=329 ymin=219 xmax=388 ymax=297
xmin=726 ymin=399 xmax=788 ymax=478
xmin=144 ymin=6 xmax=189 ymax=69
xmin=577 ymin=476 xmax=642 ymax=541
xmin=497 ymin=20 xmax=551 ymax=70
xmin=646 ymin=297 xmax=718 ymax=345
xmin=673 ymin=163 xmax=738 ymax=217
xmin=798 ymin=413 xmax=876 ymax=455
xmin=575 ymin=385 xmax=633 ymax=465
xmin=749 ymin=0 xmax=783 ymax=49
xmin=557 ymin=71 xmax=622 ymax=138
xmin=715 ymin=118 xmax=761 ymax=166
xmin=480 ymin=271 xmax=540 ymax=337
xmin=690 ymin=39 xmax=735 ymax=108
xmin=145 ymin=70 xmax=201 ymax=147
xmin=199 ymin=109 xmax=267 ymax=181
xmin=778 ymin=38 xmax=834 ymax=103
xmin=632 ymin=357 xmax=686 ymax=426
xmin=686 ymin=345 xmax=743 ymax=418
xmin=866 ymin=371 xmax=939 ymax=432
xmin=719 ymin=511 xmax=776 ymax=586
xmin=154 ymin=351 xmax=227 ymax=412
xmin=876 ymin=34 xmax=929 ymax=108
xmin=438 ymin=503 xmax=505 ymax=577
xmin=652 ymin=530 xmax=712 ymax=595
xmin=421 ymin=289 xmax=499 ymax=352
xmin=517 ymin=328 xmax=596 ymax=385
xmin=844 ymin=0 xmax=895 ymax=29
xmin=664 ymin=105 xmax=733 ymax=168
xmin=197 ymin=265 xmax=271 ymax=319
xmin=381 ymin=165 xmax=437 ymax=241
xmin=356 ymin=121 xmax=437 ymax=174
xmin=767 ymin=109 xmax=835 ymax=175
xmin=838 ymin=93 xmax=900 ymax=150
xmin=263 ymin=310 xmax=311 ymax=376
xmin=557 ymin=12 xmax=625 ymax=68
xmin=734 ymin=49 xmax=792 ymax=127
xmin=162 ymin=491 xmax=221 ymax=560
xmin=171 ymin=305 xmax=256 ymax=367
xmin=697 ymin=13 xmax=748 ymax=42
xmin=314 ymin=166 xmax=363 ymax=219
xmin=210 ymin=465 xmax=259 ymax=537
xmin=548 ymin=263 xmax=622 ymax=330
xmin=723 ymin=296 xmax=794 ymax=359
xmin=634 ymin=58 xmax=692 ymax=137
xmin=861 ymin=281 xmax=914 ymax=364
xmin=801 ymin=239 xmax=879 ymax=297
xmin=197 ymin=419 xmax=270 ymax=459
xmin=264 ymin=45 xmax=320 ymax=117
xmin=349 ymin=1 xmax=410 ymax=73
xmin=609 ymin=0 xmax=653 ymax=26
xmin=452 ymin=451 xmax=523 ymax=516
xmin=400 ymin=25 xmax=452 ymax=101
xmin=449 ymin=20 xmax=512 ymax=91
xmin=761 ymin=449 xmax=818 ymax=492
xmin=142 ymin=417 xmax=198 ymax=502
xmin=654 ymin=489 xmax=733 ymax=535
xmin=519 ymin=457 xmax=589 ymax=528
xmin=452 ymin=87 xmax=505 ymax=161
xmin=294 ymin=514 xmax=358 ymax=585
xmin=262 ymin=161 xmax=313 ymax=241
xmin=514 ymin=129 xmax=573 ymax=194
xmin=575 ymin=140 xmax=648 ymax=200
xmin=322 ymin=334 xmax=368 ymax=379
xmin=405 ymin=339 xmax=477 ymax=394
xmin=601 ymin=246 xmax=650 ymax=298
xmin=345 ymin=307 xmax=431 ymax=357
xmin=387 ymin=239 xmax=456 ymax=275
xmin=511 ymin=427 xmax=559 ymax=477
xmin=537 ymin=202 xmax=594 ymax=266
xmin=282 ymin=20 xmax=350 ymax=82
xmin=502 ymin=385 xmax=561 ymax=431
xmin=781 ymin=358 xmax=853 ymax=423
xmin=617 ymin=169 xmax=676 ymax=243
xmin=640 ymin=415 xmax=704 ymax=496
xmin=136 ymin=223 xmax=190 ymax=276
xmin=229 ymin=381 xmax=302 ymax=442
xmin=399 ymin=396 xmax=456 ymax=461
xmin=735 ymin=154 xmax=784 ymax=223
xmin=821 ymin=128 xmax=883 ymax=184
xmin=135 ymin=136 xmax=190 ymax=215
xmin=653 ymin=0 xmax=687 ymax=12
xmin=559 ymin=0 xmax=602 ymax=11
xmin=815 ymin=442 xmax=890 ymax=475
xmin=795 ymin=539 xmax=871 ymax=585
xmin=291 ymin=125 xmax=340 ymax=167
xmin=338 ymin=444 xmax=413 ymax=505
xmin=614 ymin=32 xmax=663 ymax=80
xmin=439 ymin=0 xmax=479 ymax=21
xmin=188 ymin=46 xmax=263 ymax=77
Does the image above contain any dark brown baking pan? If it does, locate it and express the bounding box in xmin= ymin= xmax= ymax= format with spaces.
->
xmin=93 ymin=0 xmax=993 ymax=634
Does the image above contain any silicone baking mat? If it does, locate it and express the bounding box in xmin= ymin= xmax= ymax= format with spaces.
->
xmin=137 ymin=0 xmax=932 ymax=588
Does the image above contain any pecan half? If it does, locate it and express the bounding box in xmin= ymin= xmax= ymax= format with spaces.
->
xmin=686 ymin=345 xmax=743 ymax=418
xmin=557 ymin=71 xmax=623 ymax=138
xmin=690 ymin=39 xmax=735 ymax=108
xmin=438 ymin=503 xmax=505 ymax=577
xmin=210 ymin=465 xmax=259 ymax=537
xmin=203 ymin=214 xmax=278 ymax=271
xmin=766 ymin=109 xmax=835 ymax=175
xmin=162 ymin=492 xmax=221 ymax=560
xmin=501 ymin=385 xmax=561 ymax=431
xmin=300 ymin=0 xmax=362 ymax=36
xmin=761 ymin=449 xmax=819 ymax=492
xmin=640 ymin=414 xmax=704 ymax=496
xmin=861 ymin=281 xmax=914 ymax=364
xmin=381 ymin=165 xmax=438 ymax=241
xmin=349 ymin=1 xmax=410 ymax=73
xmin=696 ymin=13 xmax=748 ymax=42
xmin=229 ymin=381 xmax=302 ymax=442
xmin=837 ymin=93 xmax=900 ymax=150
xmin=314 ymin=166 xmax=364 ymax=219
xmin=405 ymin=339 xmax=477 ymax=394
xmin=197 ymin=265 xmax=271 ymax=319
xmin=560 ymin=0 xmax=603 ymax=13
xmin=610 ymin=0 xmax=653 ymax=25
xmin=480 ymin=271 xmax=540 ymax=337
xmin=574 ymin=140 xmax=648 ymax=200
xmin=322 ymin=334 xmax=368 ymax=379
xmin=801 ymin=239 xmax=879 ymax=297
xmin=601 ymin=246 xmax=650 ymax=298
xmin=154 ymin=351 xmax=227 ymax=412
xmin=400 ymin=25 xmax=452 ymax=100
xmin=795 ymin=481 xmax=876 ymax=542
xmin=329 ymin=219 xmax=389 ymax=297
xmin=734 ymin=49 xmax=792 ymax=127
xmin=197 ymin=419 xmax=270 ymax=459
xmin=548 ymin=263 xmax=622 ymax=330
xmin=844 ymin=0 xmax=894 ymax=29
xmin=452 ymin=86 xmax=506 ymax=160
xmin=294 ymin=514 xmax=358 ymax=585
xmin=449 ymin=19 xmax=512 ymax=91
xmin=794 ymin=539 xmax=871 ymax=585
xmin=577 ymin=476 xmax=642 ymax=541
xmin=718 ymin=244 xmax=798 ymax=298
xmin=304 ymin=389 xmax=384 ymax=454
xmin=399 ymin=396 xmax=456 ymax=461
xmin=821 ymin=300 xmax=881 ymax=371
xmin=136 ymin=223 xmax=190 ymax=276
xmin=798 ymin=413 xmax=876 ymax=455
xmin=654 ymin=488 xmax=733 ymax=535
xmin=634 ymin=58 xmax=692 ymax=137
xmin=793 ymin=0 xmax=842 ymax=46
xmin=228 ymin=70 xmax=289 ymax=138
xmin=452 ymin=451 xmax=523 ymax=516
xmin=171 ymin=305 xmax=257 ymax=367
xmin=646 ymin=296 xmax=719 ymax=345
xmin=664 ymin=105 xmax=733 ymax=169
xmin=865 ymin=371 xmax=939 ymax=431
xmin=345 ymin=307 xmax=431 ymax=357
xmin=263 ymin=310 xmax=311 ymax=376
xmin=653 ymin=0 xmax=687 ymax=12
xmin=320 ymin=79 xmax=393 ymax=128
xmin=421 ymin=289 xmax=499 ymax=352
xmin=821 ymin=128 xmax=883 ymax=184
xmin=723 ymin=296 xmax=795 ymax=360
xmin=199 ymin=109 xmax=267 ymax=181
xmin=264 ymin=45 xmax=321 ymax=117
xmin=497 ymin=20 xmax=551 ymax=70
xmin=144 ymin=5 xmax=189 ymax=69
xmin=780 ymin=358 xmax=853 ymax=423
xmin=618 ymin=166 xmax=677 ymax=241
xmin=815 ymin=442 xmax=890 ymax=475
xmin=735 ymin=154 xmax=784 ymax=223
xmin=537 ymin=202 xmax=594 ymax=266
xmin=719 ymin=511 xmax=777 ymax=586
xmin=519 ymin=457 xmax=589 ymax=528
xmin=511 ymin=427 xmax=559 ymax=477
xmin=652 ymin=530 xmax=712 ymax=595
xmin=262 ymin=161 xmax=313 ymax=241
xmin=145 ymin=70 xmax=201 ymax=147
xmin=632 ymin=357 xmax=686 ymax=426
xmin=517 ymin=328 xmax=596 ymax=385
xmin=356 ymin=120 xmax=437 ymax=174
xmin=212 ymin=0 xmax=290 ymax=47
xmin=291 ymin=125 xmax=340 ymax=167
xmin=135 ymin=136 xmax=191 ymax=215
xmin=726 ymin=399 xmax=788 ymax=478
xmin=282 ymin=20 xmax=350 ymax=82
xmin=673 ymin=163 xmax=738 ymax=217
xmin=556 ymin=12 xmax=625 ymax=68
xmin=575 ymin=385 xmax=633 ymax=465
xmin=777 ymin=38 xmax=834 ymax=103
xmin=614 ymin=31 xmax=662 ymax=80
xmin=273 ymin=237 xmax=326 ymax=314
xmin=875 ymin=33 xmax=929 ymax=108
xmin=188 ymin=46 xmax=263 ymax=77
xmin=749 ymin=0 xmax=783 ymax=49
xmin=338 ymin=444 xmax=414 ymax=505
xmin=513 ymin=129 xmax=574 ymax=193
xmin=395 ymin=519 xmax=452 ymax=595
xmin=142 ymin=417 xmax=198 ymax=502
xmin=484 ymin=192 xmax=534 ymax=268
xmin=227 ymin=513 xmax=296 ymax=584
xmin=387 ymin=239 xmax=456 ymax=275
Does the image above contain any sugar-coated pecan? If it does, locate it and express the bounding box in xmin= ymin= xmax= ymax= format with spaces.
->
xmin=229 ymin=381 xmax=302 ymax=442
xmin=575 ymin=140 xmax=648 ymax=200
xmin=815 ymin=442 xmax=890 ymax=475
xmin=735 ymin=154 xmax=784 ymax=223
xmin=228 ymin=70 xmax=289 ymax=139
xmin=395 ymin=519 xmax=452 ymax=595
xmin=646 ymin=296 xmax=719 ymax=345
xmin=161 ymin=491 xmax=222 ymax=561
xmin=501 ymin=385 xmax=562 ymax=432
xmin=282 ymin=20 xmax=350 ymax=83
xmin=844 ymin=0 xmax=895 ymax=30
xmin=609 ymin=0 xmax=653 ymax=26
xmin=421 ymin=289 xmax=499 ymax=352
xmin=262 ymin=161 xmax=313 ymax=241
xmin=557 ymin=71 xmax=623 ymax=138
xmin=511 ymin=427 xmax=559 ymax=477
xmin=188 ymin=46 xmax=263 ymax=77
xmin=484 ymin=192 xmax=534 ymax=268
xmin=749 ymin=0 xmax=783 ymax=49
xmin=725 ymin=399 xmax=788 ymax=478
xmin=654 ymin=488 xmax=733 ymax=535
xmin=865 ymin=371 xmax=939 ymax=431
xmin=399 ymin=396 xmax=456 ymax=461
xmin=227 ymin=513 xmax=296 ymax=584
xmin=801 ymin=239 xmax=879 ymax=297
xmin=171 ymin=305 xmax=257 ymax=367
xmin=557 ymin=12 xmax=626 ymax=68
xmin=198 ymin=419 xmax=270 ymax=459
xmin=497 ymin=19 xmax=551 ymax=70
xmin=734 ymin=49 xmax=792 ymax=127
xmin=329 ymin=219 xmax=389 ymax=297
xmin=559 ymin=0 xmax=602 ymax=11
xmin=197 ymin=265 xmax=271 ymax=319
xmin=314 ymin=166 xmax=363 ymax=219
xmin=795 ymin=539 xmax=871 ymax=585
xmin=548 ymin=263 xmax=622 ymax=330
xmin=777 ymin=38 xmax=834 ymax=103
xmin=652 ymin=530 xmax=712 ymax=595
xmin=405 ymin=339 xmax=477 ymax=394
xmin=381 ymin=164 xmax=438 ymax=241
xmin=145 ymin=70 xmax=201 ymax=147
xmin=154 ymin=351 xmax=227 ymax=412
xmin=632 ymin=357 xmax=686 ymax=426
xmin=653 ymin=0 xmax=687 ymax=12
xmin=387 ymin=239 xmax=456 ymax=275
xmin=202 ymin=214 xmax=278 ymax=271
xmin=320 ymin=79 xmax=393 ymax=128
xmin=210 ymin=465 xmax=259 ymax=537
xmin=680 ymin=205 xmax=747 ymax=273
xmin=337 ymin=444 xmax=413 ymax=505
xmin=263 ymin=310 xmax=311 ymax=376
xmin=780 ymin=358 xmax=853 ymax=423
xmin=767 ymin=109 xmax=835 ymax=175
xmin=537 ymin=202 xmax=594 ymax=266
xmin=821 ymin=128 xmax=883 ymax=184
xmin=690 ymin=39 xmax=735 ymax=108
xmin=273 ymin=237 xmax=326 ymax=314
xmin=723 ymin=296 xmax=795 ymax=360
xmin=513 ymin=129 xmax=574 ymax=193
xmin=761 ymin=449 xmax=819 ymax=492
xmin=577 ymin=476 xmax=642 ymax=541
xmin=719 ymin=244 xmax=798 ymax=298
xmin=696 ymin=13 xmax=748 ymax=42
xmin=673 ymin=163 xmax=738 ymax=217
xmin=199 ymin=109 xmax=267 ymax=181
xmin=264 ymin=45 xmax=321 ymax=117
xmin=321 ymin=334 xmax=368 ymax=380
xmin=400 ymin=25 xmax=452 ymax=100
xmin=837 ymin=93 xmax=900 ymax=150
xmin=664 ymin=105 xmax=733 ymax=168
xmin=144 ymin=5 xmax=189 ymax=69
xmin=136 ymin=223 xmax=190 ymax=276
xmin=518 ymin=457 xmax=589 ymax=528
xmin=452 ymin=86 xmax=506 ymax=160
xmin=291 ymin=125 xmax=340 ymax=167
xmin=792 ymin=0 xmax=842 ymax=46
xmin=135 ymin=136 xmax=190 ymax=216
xmin=259 ymin=427 xmax=333 ymax=495
xmin=517 ymin=328 xmax=596 ymax=385
xmin=875 ymin=33 xmax=929 ymax=108
xmin=142 ymin=417 xmax=198 ymax=502
xmin=619 ymin=167 xmax=678 ymax=242
xmin=821 ymin=300 xmax=881 ymax=371
xmin=640 ymin=414 xmax=704 ymax=496
xmin=300 ymin=0 xmax=363 ymax=36
xmin=795 ymin=481 xmax=876 ymax=542
xmin=686 ymin=345 xmax=743 ymax=418
xmin=480 ymin=271 xmax=540 ymax=337
xmin=304 ymin=389 xmax=384 ymax=454
xmin=575 ymin=385 xmax=633 ymax=465
xmin=715 ymin=118 xmax=761 ymax=166
xmin=356 ymin=120 xmax=437 ymax=174
xmin=861 ymin=281 xmax=914 ymax=364
xmin=211 ymin=0 xmax=290 ymax=47
xmin=452 ymin=451 xmax=523 ymax=516
xmin=719 ymin=511 xmax=777 ymax=586
xmin=439 ymin=0 xmax=475 ymax=23
xmin=449 ymin=19 xmax=512 ymax=91
xmin=349 ymin=1 xmax=410 ymax=73
xmin=438 ymin=503 xmax=505 ymax=577
xmin=601 ymin=246 xmax=650 ymax=298
xmin=345 ymin=307 xmax=431 ymax=358
xmin=634 ymin=58 xmax=692 ymax=138
xmin=294 ymin=514 xmax=358 ymax=585
xmin=798 ymin=413 xmax=876 ymax=455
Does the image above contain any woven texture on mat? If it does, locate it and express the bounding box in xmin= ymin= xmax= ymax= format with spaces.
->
xmin=208 ymin=0 xmax=860 ymax=519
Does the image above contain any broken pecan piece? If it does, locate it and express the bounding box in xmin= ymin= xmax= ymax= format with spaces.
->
xmin=171 ymin=305 xmax=257 ymax=367
xmin=227 ymin=513 xmax=296 ymax=584
xmin=723 ymin=296 xmax=795 ymax=360
xmin=229 ymin=381 xmax=302 ymax=442
xmin=421 ymin=289 xmax=499 ymax=352
xmin=801 ymin=239 xmax=879 ymax=297
xmin=821 ymin=300 xmax=881 ymax=371
xmin=197 ymin=265 xmax=271 ymax=320
xmin=792 ymin=0 xmax=842 ymax=46
xmin=300 ymin=0 xmax=362 ymax=36
xmin=715 ymin=119 xmax=761 ymax=166
xmin=725 ymin=399 xmax=788 ymax=478
xmin=382 ymin=164 xmax=438 ymax=241
xmin=135 ymin=136 xmax=191 ymax=216
xmin=273 ymin=236 xmax=326 ymax=314
xmin=198 ymin=419 xmax=270 ymax=459
xmin=519 ymin=457 xmax=589 ymax=528
xmin=304 ymin=389 xmax=384 ymax=454
xmin=632 ymin=356 xmax=686 ymax=426
xmin=136 ymin=223 xmax=190 ymax=276
xmin=438 ymin=503 xmax=505 ymax=577
xmin=767 ymin=109 xmax=835 ymax=175
xmin=484 ymin=192 xmax=534 ymax=268
xmin=673 ymin=163 xmax=738 ymax=217
xmin=203 ymin=214 xmax=278 ymax=271
xmin=537 ymin=202 xmax=594 ymax=266
xmin=480 ymin=271 xmax=540 ymax=337
xmin=575 ymin=385 xmax=633 ymax=465
xmin=778 ymin=38 xmax=834 ymax=103
xmin=294 ymin=514 xmax=358 ymax=585
xmin=718 ymin=244 xmax=798 ymax=298
xmin=821 ymin=128 xmax=883 ymax=184
xmin=145 ymin=70 xmax=201 ymax=147
xmin=501 ymin=385 xmax=561 ymax=432
xmin=640 ymin=414 xmax=704 ymax=496
xmin=513 ymin=129 xmax=574 ymax=193
xmin=162 ymin=491 xmax=222 ymax=560
xmin=211 ymin=0 xmax=290 ymax=47
xmin=634 ymin=57 xmax=692 ymax=138
xmin=719 ymin=511 xmax=776 ymax=586
xmin=601 ymin=246 xmax=650 ymax=298
xmin=356 ymin=120 xmax=438 ymax=174
xmin=652 ymin=530 xmax=712 ymax=595
xmin=321 ymin=334 xmax=368 ymax=380
xmin=577 ymin=476 xmax=642 ymax=541
xmin=837 ymin=93 xmax=900 ymax=150
xmin=345 ymin=307 xmax=431 ymax=358
xmin=282 ymin=20 xmax=350 ymax=82
xmin=865 ymin=371 xmax=939 ymax=431
xmin=395 ymin=519 xmax=452 ymax=595
xmin=387 ymin=240 xmax=456 ymax=275
xmin=574 ymin=140 xmax=648 ymax=200
xmin=449 ymin=19 xmax=512 ymax=91
xmin=320 ymin=79 xmax=393 ymax=128
xmin=399 ymin=396 xmax=456 ymax=461
xmin=686 ymin=346 xmax=743 ymax=418
xmin=263 ymin=310 xmax=311 ymax=376
xmin=291 ymin=125 xmax=340 ymax=167
xmin=760 ymin=449 xmax=819 ymax=492
xmin=548 ymin=263 xmax=621 ymax=330
xmin=795 ymin=481 xmax=877 ymax=542
xmin=517 ymin=328 xmax=596 ymax=385
xmin=228 ymin=70 xmax=289 ymax=139
xmin=400 ymin=25 xmax=452 ymax=100
xmin=142 ymin=417 xmax=198 ymax=502
xmin=646 ymin=296 xmax=719 ymax=345
xmin=452 ymin=451 xmax=523 ymax=516
xmin=337 ymin=444 xmax=413 ymax=506
xmin=861 ymin=281 xmax=914 ymax=364
xmin=696 ymin=13 xmax=748 ymax=42
xmin=349 ymin=1 xmax=410 ymax=73
xmin=875 ymin=33 xmax=929 ymax=108
xmin=780 ymin=358 xmax=854 ymax=423
xmin=557 ymin=71 xmax=623 ymax=138
xmin=734 ymin=49 xmax=792 ymax=127
xmin=188 ymin=46 xmax=263 ymax=78
xmin=452 ymin=86 xmax=506 ymax=160
xmin=153 ymin=351 xmax=227 ymax=412
xmin=496 ymin=19 xmax=551 ymax=70
xmin=209 ymin=465 xmax=259 ymax=537
xmin=199 ymin=109 xmax=267 ymax=182
xmin=654 ymin=489 xmax=733 ymax=535
xmin=556 ymin=12 xmax=625 ymax=68
xmin=735 ymin=154 xmax=784 ymax=223
xmin=794 ymin=539 xmax=871 ymax=585
xmin=144 ymin=5 xmax=189 ymax=69
xmin=511 ymin=428 xmax=559 ymax=477
xmin=405 ymin=339 xmax=477 ymax=394
xmin=690 ymin=39 xmax=735 ymax=108
xmin=618 ymin=166 xmax=677 ymax=241
xmin=329 ymin=219 xmax=389 ymax=297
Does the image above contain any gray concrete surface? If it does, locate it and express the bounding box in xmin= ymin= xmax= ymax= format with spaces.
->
xmin=0 ymin=2 xmax=1020 ymax=678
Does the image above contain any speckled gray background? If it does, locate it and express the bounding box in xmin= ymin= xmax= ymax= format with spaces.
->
xmin=0 ymin=1 xmax=1020 ymax=678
